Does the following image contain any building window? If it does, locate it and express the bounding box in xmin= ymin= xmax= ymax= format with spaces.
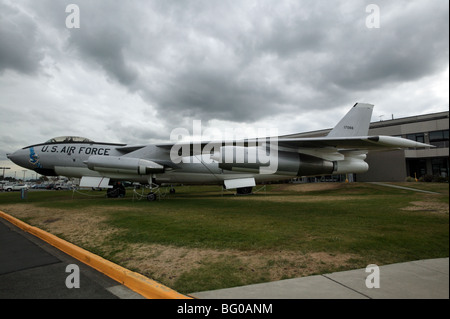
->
xmin=432 ymin=158 xmax=449 ymax=177
xmin=406 ymin=133 xmax=425 ymax=143
xmin=407 ymin=159 xmax=427 ymax=178
xmin=429 ymin=130 xmax=449 ymax=148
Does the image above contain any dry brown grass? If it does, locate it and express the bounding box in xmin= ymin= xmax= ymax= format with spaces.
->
xmin=401 ymin=201 xmax=449 ymax=215
xmin=113 ymin=242 xmax=360 ymax=287
xmin=1 ymin=204 xmax=120 ymax=250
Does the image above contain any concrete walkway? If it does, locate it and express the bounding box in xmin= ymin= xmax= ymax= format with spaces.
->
xmin=191 ymin=258 xmax=449 ymax=299
xmin=368 ymin=182 xmax=441 ymax=194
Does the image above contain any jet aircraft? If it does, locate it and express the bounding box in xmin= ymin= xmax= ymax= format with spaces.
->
xmin=7 ymin=103 xmax=431 ymax=200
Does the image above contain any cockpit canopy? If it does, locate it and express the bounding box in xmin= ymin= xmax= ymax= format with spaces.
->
xmin=44 ymin=136 xmax=94 ymax=144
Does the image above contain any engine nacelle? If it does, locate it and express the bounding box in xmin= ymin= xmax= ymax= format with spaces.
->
xmin=333 ymin=158 xmax=369 ymax=174
xmin=212 ymin=146 xmax=335 ymax=176
xmin=85 ymin=155 xmax=164 ymax=175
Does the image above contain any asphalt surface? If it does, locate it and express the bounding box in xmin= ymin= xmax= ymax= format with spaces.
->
xmin=1 ymin=215 xmax=448 ymax=299
xmin=0 ymin=217 xmax=144 ymax=299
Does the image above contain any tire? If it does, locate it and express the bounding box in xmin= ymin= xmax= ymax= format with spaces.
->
xmin=107 ymin=188 xmax=119 ymax=198
xmin=147 ymin=192 xmax=157 ymax=201
xmin=236 ymin=187 xmax=253 ymax=195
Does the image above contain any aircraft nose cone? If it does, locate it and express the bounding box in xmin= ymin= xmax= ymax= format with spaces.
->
xmin=7 ymin=149 xmax=34 ymax=169
xmin=6 ymin=150 xmax=19 ymax=163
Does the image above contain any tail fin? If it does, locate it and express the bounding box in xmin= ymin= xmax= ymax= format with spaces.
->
xmin=327 ymin=103 xmax=374 ymax=137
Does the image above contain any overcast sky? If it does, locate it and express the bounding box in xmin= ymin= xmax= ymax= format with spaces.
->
xmin=0 ymin=0 xmax=448 ymax=177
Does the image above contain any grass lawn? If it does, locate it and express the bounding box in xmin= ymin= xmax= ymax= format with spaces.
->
xmin=1 ymin=182 xmax=448 ymax=294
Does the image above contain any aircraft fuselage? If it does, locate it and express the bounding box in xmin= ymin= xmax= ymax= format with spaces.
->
xmin=7 ymin=139 xmax=290 ymax=186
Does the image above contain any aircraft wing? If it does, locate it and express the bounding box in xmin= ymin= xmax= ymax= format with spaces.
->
xmin=155 ymin=135 xmax=432 ymax=163
xmin=156 ymin=135 xmax=432 ymax=152
xmin=276 ymin=135 xmax=432 ymax=150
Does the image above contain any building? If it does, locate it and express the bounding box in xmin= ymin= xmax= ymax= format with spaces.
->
xmin=359 ymin=111 xmax=449 ymax=182
xmin=288 ymin=110 xmax=449 ymax=182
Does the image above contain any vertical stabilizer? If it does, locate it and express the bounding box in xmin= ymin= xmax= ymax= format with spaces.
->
xmin=327 ymin=103 xmax=374 ymax=137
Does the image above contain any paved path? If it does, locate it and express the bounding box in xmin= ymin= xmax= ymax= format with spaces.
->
xmin=191 ymin=258 xmax=449 ymax=299
xmin=0 ymin=217 xmax=144 ymax=299
xmin=368 ymin=182 xmax=441 ymax=194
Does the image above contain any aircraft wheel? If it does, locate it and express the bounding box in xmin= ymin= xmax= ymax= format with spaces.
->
xmin=107 ymin=188 xmax=118 ymax=198
xmin=147 ymin=192 xmax=157 ymax=201
xmin=107 ymin=182 xmax=126 ymax=198
xmin=236 ymin=187 xmax=253 ymax=195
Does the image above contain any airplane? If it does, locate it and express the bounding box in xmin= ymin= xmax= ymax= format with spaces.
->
xmin=7 ymin=103 xmax=432 ymax=200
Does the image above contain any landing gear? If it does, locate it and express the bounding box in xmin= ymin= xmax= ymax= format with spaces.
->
xmin=236 ymin=186 xmax=253 ymax=195
xmin=147 ymin=185 xmax=175 ymax=201
xmin=107 ymin=182 xmax=126 ymax=198
xmin=146 ymin=175 xmax=159 ymax=201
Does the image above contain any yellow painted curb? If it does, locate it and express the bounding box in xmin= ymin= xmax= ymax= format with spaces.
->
xmin=0 ymin=210 xmax=191 ymax=299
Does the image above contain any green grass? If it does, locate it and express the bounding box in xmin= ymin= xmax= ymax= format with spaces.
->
xmin=1 ymin=182 xmax=448 ymax=293
xmin=105 ymin=188 xmax=447 ymax=256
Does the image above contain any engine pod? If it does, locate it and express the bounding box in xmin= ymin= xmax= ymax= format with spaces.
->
xmin=215 ymin=146 xmax=335 ymax=176
xmin=86 ymin=155 xmax=164 ymax=175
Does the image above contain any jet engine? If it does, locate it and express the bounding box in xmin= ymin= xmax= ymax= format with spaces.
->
xmin=85 ymin=155 xmax=164 ymax=175
xmin=333 ymin=154 xmax=369 ymax=174
xmin=212 ymin=146 xmax=335 ymax=176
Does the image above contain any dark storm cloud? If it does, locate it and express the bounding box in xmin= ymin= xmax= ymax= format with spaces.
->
xmin=148 ymin=65 xmax=291 ymax=122
xmin=136 ymin=0 xmax=448 ymax=120
xmin=321 ymin=1 xmax=449 ymax=91
xmin=0 ymin=1 xmax=44 ymax=74
xmin=68 ymin=28 xmax=138 ymax=86
xmin=247 ymin=1 xmax=449 ymax=94
xmin=63 ymin=1 xmax=140 ymax=87
xmin=21 ymin=0 xmax=446 ymax=122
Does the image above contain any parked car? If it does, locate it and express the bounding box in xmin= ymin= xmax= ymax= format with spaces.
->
xmin=3 ymin=183 xmax=29 ymax=192
xmin=32 ymin=184 xmax=48 ymax=189
xmin=53 ymin=183 xmax=71 ymax=190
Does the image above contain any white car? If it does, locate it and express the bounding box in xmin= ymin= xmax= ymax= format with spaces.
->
xmin=3 ymin=183 xmax=29 ymax=192
xmin=53 ymin=183 xmax=71 ymax=190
